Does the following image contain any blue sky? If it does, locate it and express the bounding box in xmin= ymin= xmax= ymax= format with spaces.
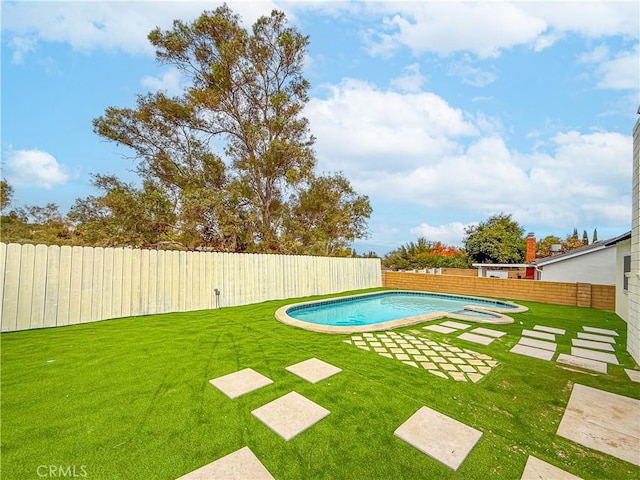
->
xmin=2 ymin=1 xmax=639 ymax=255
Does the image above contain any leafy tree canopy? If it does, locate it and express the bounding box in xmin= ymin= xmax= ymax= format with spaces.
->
xmin=86 ymin=4 xmax=370 ymax=253
xmin=383 ymin=237 xmax=470 ymax=270
xmin=463 ymin=213 xmax=526 ymax=264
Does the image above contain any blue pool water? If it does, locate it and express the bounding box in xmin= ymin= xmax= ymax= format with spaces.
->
xmin=286 ymin=291 xmax=515 ymax=327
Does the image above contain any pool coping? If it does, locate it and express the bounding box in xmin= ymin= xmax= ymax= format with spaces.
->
xmin=274 ymin=290 xmax=528 ymax=334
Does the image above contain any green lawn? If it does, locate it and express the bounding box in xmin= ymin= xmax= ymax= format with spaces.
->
xmin=1 ymin=288 xmax=639 ymax=480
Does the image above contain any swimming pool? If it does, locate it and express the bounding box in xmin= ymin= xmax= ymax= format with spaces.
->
xmin=275 ymin=290 xmax=527 ymax=333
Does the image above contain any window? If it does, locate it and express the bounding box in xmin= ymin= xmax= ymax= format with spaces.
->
xmin=623 ymin=255 xmax=631 ymax=291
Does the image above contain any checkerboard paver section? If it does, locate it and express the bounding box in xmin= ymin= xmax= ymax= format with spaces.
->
xmin=344 ymin=331 xmax=498 ymax=382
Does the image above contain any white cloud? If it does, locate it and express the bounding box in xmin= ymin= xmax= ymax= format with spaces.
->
xmin=306 ymin=80 xmax=631 ymax=231
xmin=8 ymin=36 xmax=37 ymax=64
xmin=307 ymin=78 xmax=478 ymax=173
xmin=363 ymin=3 xmax=547 ymax=58
xmin=2 ymin=1 xmax=280 ymax=60
xmin=141 ymin=68 xmax=184 ymax=96
xmin=358 ymin=2 xmax=637 ymax=59
xmin=5 ymin=149 xmax=70 ymax=188
xmin=447 ymin=56 xmax=497 ymax=87
xmin=410 ymin=221 xmax=476 ymax=246
xmin=390 ymin=63 xmax=426 ymax=93
xmin=596 ymin=46 xmax=640 ymax=90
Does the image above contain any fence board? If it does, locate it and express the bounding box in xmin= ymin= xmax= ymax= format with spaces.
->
xmin=148 ymin=250 xmax=157 ymax=314
xmin=43 ymin=246 xmax=60 ymax=328
xmin=0 ymin=243 xmax=5 ymax=324
xmin=30 ymin=244 xmax=48 ymax=329
xmin=101 ymin=248 xmax=114 ymax=321
xmin=91 ymin=247 xmax=104 ymax=322
xmin=112 ymin=248 xmax=123 ymax=319
xmin=16 ymin=244 xmax=35 ymax=331
xmin=121 ymin=249 xmax=132 ymax=317
xmin=68 ymin=247 xmax=84 ymax=325
xmin=140 ymin=249 xmax=150 ymax=316
xmin=57 ymin=246 xmax=72 ymax=326
xmin=1 ymin=244 xmax=22 ymax=331
xmin=80 ymin=247 xmax=94 ymax=323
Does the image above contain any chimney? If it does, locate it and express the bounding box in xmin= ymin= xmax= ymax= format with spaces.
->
xmin=526 ymin=232 xmax=536 ymax=263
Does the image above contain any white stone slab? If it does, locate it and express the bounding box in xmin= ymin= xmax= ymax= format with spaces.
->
xmin=571 ymin=339 xmax=615 ymax=352
xmin=510 ymin=344 xmax=555 ymax=361
xmin=571 ymin=347 xmax=619 ymax=365
xmin=583 ymin=326 xmax=618 ymax=336
xmin=577 ymin=332 xmax=616 ymax=344
xmin=518 ymin=337 xmax=557 ymax=351
xmin=534 ymin=325 xmax=566 ymax=335
xmin=209 ymin=368 xmax=273 ymax=399
xmin=394 ymin=406 xmax=482 ymax=470
xmin=557 ymin=384 xmax=640 ymax=466
xmin=458 ymin=332 xmax=494 ymax=345
xmin=522 ymin=329 xmax=555 ymax=341
xmin=251 ymin=391 xmax=330 ymax=441
xmin=520 ymin=455 xmax=582 ymax=480
xmin=625 ymin=369 xmax=640 ymax=383
xmin=440 ymin=321 xmax=471 ymax=330
xmin=556 ymin=354 xmax=608 ymax=374
xmin=177 ymin=446 xmax=275 ymax=480
xmin=285 ymin=358 xmax=342 ymax=384
xmin=470 ymin=327 xmax=506 ymax=338
xmin=424 ymin=325 xmax=457 ymax=334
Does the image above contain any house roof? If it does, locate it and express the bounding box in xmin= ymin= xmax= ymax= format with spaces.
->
xmin=534 ymin=231 xmax=629 ymax=267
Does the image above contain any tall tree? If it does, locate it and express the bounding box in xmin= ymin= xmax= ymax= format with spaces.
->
xmin=582 ymin=229 xmax=589 ymax=245
xmin=0 ymin=179 xmax=13 ymax=213
xmin=91 ymin=5 xmax=369 ymax=253
xmin=593 ymin=228 xmax=598 ymax=242
xmin=536 ymin=235 xmax=563 ymax=257
xmin=463 ymin=213 xmax=526 ymax=264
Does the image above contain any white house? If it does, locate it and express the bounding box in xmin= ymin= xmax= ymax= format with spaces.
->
xmin=612 ymin=233 xmax=632 ymax=320
xmin=533 ymin=234 xmax=628 ymax=285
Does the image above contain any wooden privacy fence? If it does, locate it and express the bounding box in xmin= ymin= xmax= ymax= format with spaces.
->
xmin=0 ymin=243 xmax=382 ymax=332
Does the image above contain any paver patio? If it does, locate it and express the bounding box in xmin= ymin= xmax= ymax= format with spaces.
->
xmin=394 ymin=406 xmax=483 ymax=470
xmin=209 ymin=368 xmax=273 ymax=399
xmin=285 ymin=358 xmax=342 ymax=384
xmin=252 ymin=391 xmax=330 ymax=441
xmin=557 ymin=384 xmax=640 ymax=466
xmin=177 ymin=446 xmax=275 ymax=480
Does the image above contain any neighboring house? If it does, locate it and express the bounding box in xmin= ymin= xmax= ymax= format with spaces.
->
xmin=533 ymin=233 xmax=629 ymax=285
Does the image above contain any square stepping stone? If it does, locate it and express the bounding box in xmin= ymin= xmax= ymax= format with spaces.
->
xmin=556 ymin=354 xmax=607 ymax=374
xmin=390 ymin=348 xmax=403 ymax=354
xmin=440 ymin=363 xmax=458 ymax=371
xmin=396 ymin=354 xmax=410 ymax=361
xmin=449 ymin=358 xmax=466 ymax=365
xmin=518 ymin=337 xmax=556 ymax=352
xmin=478 ymin=367 xmax=491 ymax=374
xmin=406 ymin=348 xmax=420 ymax=355
xmin=571 ymin=339 xmax=615 ymax=352
xmin=520 ymin=455 xmax=582 ymax=480
xmin=252 ymin=391 xmax=330 ymax=441
xmin=441 ymin=352 xmax=454 ymax=357
xmin=458 ymin=333 xmax=494 ymax=345
xmin=394 ymin=406 xmax=482 ymax=470
xmin=369 ymin=342 xmax=382 ymax=348
xmin=450 ymin=372 xmax=467 ymax=382
xmin=374 ymin=347 xmax=387 ymax=353
xmin=470 ymin=327 xmax=506 ymax=338
xmin=459 ymin=365 xmax=476 ymax=373
xmin=577 ymin=332 xmax=616 ymax=344
xmin=421 ymin=362 xmax=437 ymax=370
xmin=176 ymin=446 xmax=274 ymax=480
xmin=533 ymin=325 xmax=565 ymax=335
xmin=458 ymin=353 xmax=473 ymax=359
xmin=440 ymin=321 xmax=471 ymax=330
xmin=414 ymin=355 xmax=428 ymax=362
xmin=448 ymin=346 xmax=463 ymax=353
xmin=431 ymin=356 xmax=447 ymax=363
xmin=209 ymin=368 xmax=273 ymax=399
xmin=522 ymin=329 xmax=555 ymax=341
xmin=468 ymin=373 xmax=483 ymax=383
xmin=475 ymin=354 xmax=492 ymax=360
xmin=432 ymin=346 xmax=446 ymax=352
xmin=557 ymin=384 xmax=639 ymax=466
xmin=420 ymin=349 xmax=436 ymax=356
xmin=468 ymin=359 xmax=485 ymax=366
xmin=403 ymin=361 xmax=419 ymax=368
xmin=583 ymin=326 xmax=618 ymax=336
xmin=285 ymin=358 xmax=342 ymax=384
xmin=510 ymin=344 xmax=554 ymax=361
xmin=424 ymin=325 xmax=457 ymax=334
xmin=379 ymin=352 xmax=393 ymax=359
xmin=428 ymin=370 xmax=448 ymax=379
xmin=625 ymin=369 xmax=640 ymax=382
xmin=571 ymin=347 xmax=619 ymax=365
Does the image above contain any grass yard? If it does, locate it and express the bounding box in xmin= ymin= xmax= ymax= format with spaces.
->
xmin=1 ymin=287 xmax=639 ymax=479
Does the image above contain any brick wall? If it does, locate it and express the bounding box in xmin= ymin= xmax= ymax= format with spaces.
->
xmin=382 ymin=271 xmax=615 ymax=310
